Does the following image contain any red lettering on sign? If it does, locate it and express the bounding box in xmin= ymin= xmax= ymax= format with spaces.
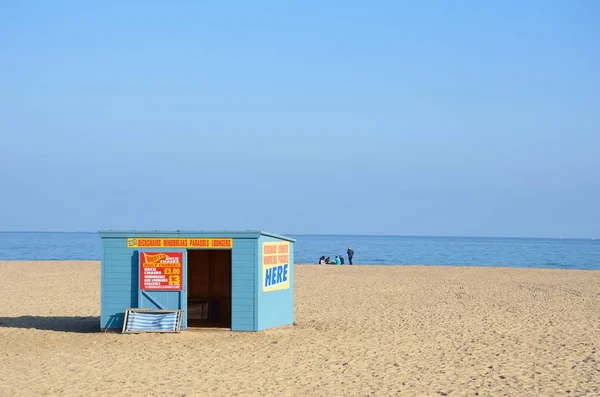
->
xmin=264 ymin=245 xmax=277 ymax=254
xmin=278 ymin=245 xmax=289 ymax=254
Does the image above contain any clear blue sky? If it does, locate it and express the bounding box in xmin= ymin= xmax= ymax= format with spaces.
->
xmin=1 ymin=1 xmax=598 ymax=237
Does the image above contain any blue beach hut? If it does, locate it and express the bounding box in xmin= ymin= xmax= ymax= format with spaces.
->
xmin=98 ymin=230 xmax=295 ymax=331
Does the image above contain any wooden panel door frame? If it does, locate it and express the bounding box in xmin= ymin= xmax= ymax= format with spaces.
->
xmin=137 ymin=249 xmax=188 ymax=329
xmin=187 ymin=249 xmax=232 ymax=328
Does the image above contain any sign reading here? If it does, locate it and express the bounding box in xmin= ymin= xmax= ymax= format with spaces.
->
xmin=262 ymin=242 xmax=290 ymax=292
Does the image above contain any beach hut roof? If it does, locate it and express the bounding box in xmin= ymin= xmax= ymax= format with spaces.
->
xmin=97 ymin=230 xmax=296 ymax=242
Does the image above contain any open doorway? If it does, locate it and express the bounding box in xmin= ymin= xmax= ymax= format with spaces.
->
xmin=187 ymin=249 xmax=232 ymax=328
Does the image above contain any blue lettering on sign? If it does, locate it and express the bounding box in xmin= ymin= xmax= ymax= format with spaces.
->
xmin=264 ymin=264 xmax=289 ymax=288
xmin=271 ymin=267 xmax=277 ymax=285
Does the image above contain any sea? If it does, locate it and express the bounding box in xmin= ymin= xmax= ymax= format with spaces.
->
xmin=0 ymin=232 xmax=599 ymax=270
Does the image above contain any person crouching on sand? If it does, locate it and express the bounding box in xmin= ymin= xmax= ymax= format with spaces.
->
xmin=335 ymin=256 xmax=341 ymax=265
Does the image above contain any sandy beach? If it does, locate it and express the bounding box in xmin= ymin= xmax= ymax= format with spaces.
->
xmin=0 ymin=261 xmax=598 ymax=396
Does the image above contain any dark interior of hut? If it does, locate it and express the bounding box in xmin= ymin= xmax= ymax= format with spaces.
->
xmin=187 ymin=249 xmax=232 ymax=328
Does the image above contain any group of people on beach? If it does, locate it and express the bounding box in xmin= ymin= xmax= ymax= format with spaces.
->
xmin=318 ymin=247 xmax=354 ymax=265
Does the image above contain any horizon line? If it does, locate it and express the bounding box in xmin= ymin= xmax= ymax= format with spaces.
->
xmin=0 ymin=230 xmax=596 ymax=241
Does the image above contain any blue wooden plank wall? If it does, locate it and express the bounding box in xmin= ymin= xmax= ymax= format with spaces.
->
xmin=231 ymin=238 xmax=257 ymax=331
xmin=256 ymin=236 xmax=295 ymax=330
xmin=101 ymin=237 xmax=138 ymax=329
xmin=101 ymin=235 xmax=259 ymax=331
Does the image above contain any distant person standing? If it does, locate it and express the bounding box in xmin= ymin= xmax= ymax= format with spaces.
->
xmin=347 ymin=247 xmax=354 ymax=265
